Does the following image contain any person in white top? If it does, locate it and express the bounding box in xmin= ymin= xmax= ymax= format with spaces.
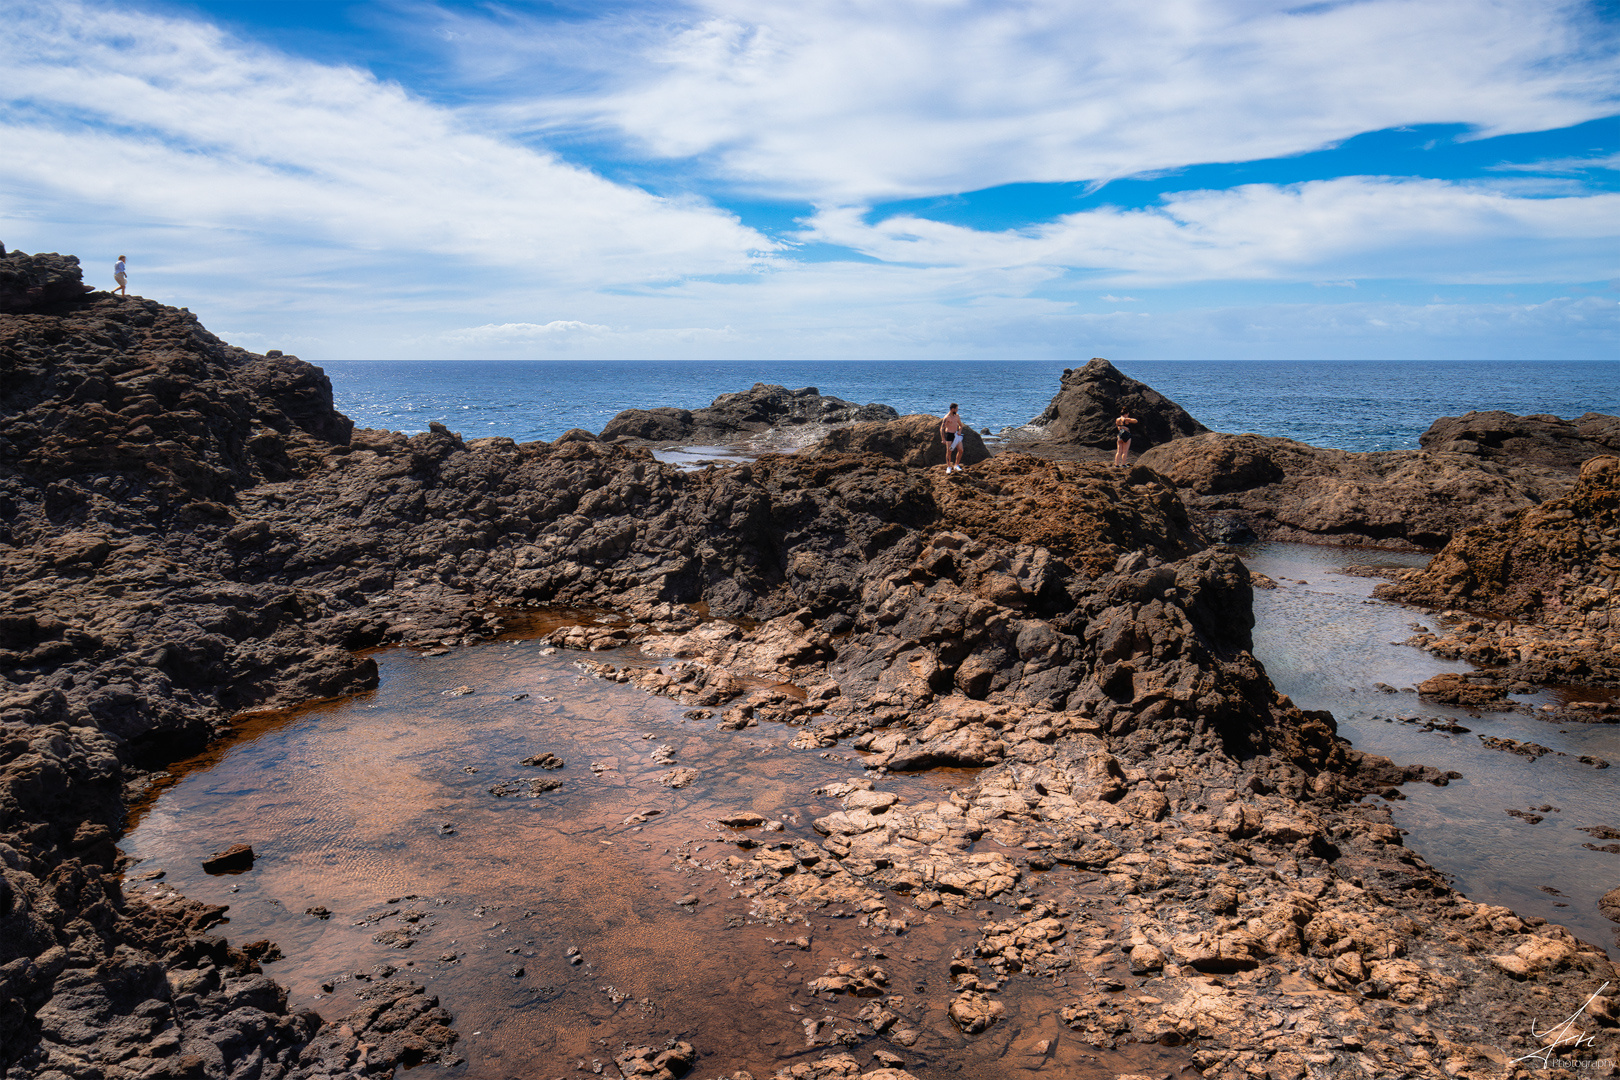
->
xmin=113 ymin=256 xmax=127 ymax=296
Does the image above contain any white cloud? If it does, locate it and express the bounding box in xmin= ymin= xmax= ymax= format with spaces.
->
xmin=2 ymin=0 xmax=1615 ymax=367
xmin=443 ymin=0 xmax=1620 ymax=202
xmin=1491 ymin=152 xmax=1620 ymax=173
xmin=443 ymin=320 xmax=613 ymax=345
xmin=804 ymin=178 xmax=1620 ymax=285
xmin=0 ymin=0 xmax=775 ymax=285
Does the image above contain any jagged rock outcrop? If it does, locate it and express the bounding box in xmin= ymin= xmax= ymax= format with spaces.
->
xmin=1420 ymin=410 xmax=1620 ymax=468
xmin=1021 ymin=357 xmax=1208 ymax=450
xmin=1377 ymin=455 xmax=1620 ymax=686
xmin=0 ymin=248 xmax=95 ymax=314
xmin=1 ymin=256 xmax=450 ymax=1079
xmin=810 ymin=413 xmax=993 ymax=469
xmin=599 ymin=383 xmax=897 ymax=445
xmin=1140 ymin=433 xmax=1575 ymax=549
xmin=4 ymin=250 xmax=1616 ymax=1079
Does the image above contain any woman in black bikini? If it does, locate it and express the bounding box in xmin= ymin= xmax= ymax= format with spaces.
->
xmin=1114 ymin=410 xmax=1139 ymax=467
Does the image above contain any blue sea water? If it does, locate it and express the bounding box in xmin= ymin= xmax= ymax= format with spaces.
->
xmin=321 ymin=359 xmax=1620 ymax=453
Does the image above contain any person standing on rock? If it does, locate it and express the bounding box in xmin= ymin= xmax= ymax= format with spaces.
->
xmin=941 ymin=403 xmax=966 ymax=473
xmin=1114 ymin=409 xmax=1140 ymax=467
xmin=113 ymin=255 xmax=127 ymax=296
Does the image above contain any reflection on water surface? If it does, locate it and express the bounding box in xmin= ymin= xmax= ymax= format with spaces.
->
xmin=121 ymin=636 xmax=1183 ymax=1079
xmin=1244 ymin=543 xmax=1620 ymax=954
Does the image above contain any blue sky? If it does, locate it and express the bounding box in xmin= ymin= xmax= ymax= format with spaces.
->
xmin=2 ymin=0 xmax=1617 ymax=363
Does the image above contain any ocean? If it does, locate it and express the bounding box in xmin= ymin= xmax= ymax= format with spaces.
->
xmin=321 ymin=359 xmax=1620 ymax=453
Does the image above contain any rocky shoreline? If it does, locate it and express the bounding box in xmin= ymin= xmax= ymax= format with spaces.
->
xmin=3 ymin=247 xmax=1619 ymax=1079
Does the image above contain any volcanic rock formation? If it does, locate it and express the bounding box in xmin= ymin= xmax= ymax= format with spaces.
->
xmin=1378 ymin=454 xmax=1620 ymax=688
xmin=599 ymin=383 xmax=898 ymax=445
xmin=1020 ymin=357 xmax=1209 ymax=451
xmin=3 ymin=249 xmax=1618 ymax=1079
xmin=0 ymin=246 xmax=95 ymax=314
xmin=810 ymin=413 xmax=993 ymax=470
xmin=1419 ymin=410 xmax=1620 ymax=468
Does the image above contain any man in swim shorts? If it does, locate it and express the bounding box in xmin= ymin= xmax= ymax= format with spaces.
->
xmin=113 ymin=255 xmax=127 ymax=296
xmin=940 ymin=403 xmax=966 ymax=473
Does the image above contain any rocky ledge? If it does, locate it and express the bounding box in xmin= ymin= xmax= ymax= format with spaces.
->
xmin=1002 ymin=357 xmax=1616 ymax=551
xmin=3 ymin=248 xmax=1618 ymax=1080
xmin=1377 ymin=454 xmax=1620 ymax=695
xmin=598 ymin=384 xmax=899 ymax=448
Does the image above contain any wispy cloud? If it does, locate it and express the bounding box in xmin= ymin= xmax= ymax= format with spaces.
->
xmin=442 ymin=320 xmax=613 ymax=345
xmin=431 ymin=0 xmax=1620 ymax=202
xmin=805 ymin=178 xmax=1620 ymax=285
xmin=0 ymin=0 xmax=775 ymax=286
xmin=1 ymin=0 xmax=1616 ymax=364
xmin=1491 ymin=152 xmax=1620 ymax=173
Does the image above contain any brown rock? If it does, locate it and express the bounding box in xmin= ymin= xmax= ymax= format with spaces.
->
xmin=811 ymin=413 xmax=992 ymax=469
xmin=1023 ymin=357 xmax=1208 ymax=450
xmin=201 ymin=843 xmax=255 ymax=873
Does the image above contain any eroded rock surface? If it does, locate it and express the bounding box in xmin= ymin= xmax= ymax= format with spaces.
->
xmin=600 ymin=383 xmax=897 ymax=447
xmin=3 ymin=251 xmax=1617 ymax=1079
xmin=1016 ymin=357 xmax=1209 ymax=452
xmin=1140 ymin=433 xmax=1576 ymax=549
xmin=1420 ymin=410 xmax=1620 ymax=468
xmin=811 ymin=414 xmax=992 ymax=470
xmin=1379 ymin=455 xmax=1620 ymax=689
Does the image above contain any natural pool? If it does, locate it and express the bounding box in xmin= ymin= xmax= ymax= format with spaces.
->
xmin=119 ymin=543 xmax=1620 ymax=1077
xmin=119 ymin=630 xmax=1185 ymax=1079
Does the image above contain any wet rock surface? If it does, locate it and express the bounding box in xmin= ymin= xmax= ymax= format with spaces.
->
xmin=4 ymin=253 xmax=1618 ymax=1078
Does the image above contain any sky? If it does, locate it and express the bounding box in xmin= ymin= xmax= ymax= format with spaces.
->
xmin=2 ymin=0 xmax=1618 ymax=363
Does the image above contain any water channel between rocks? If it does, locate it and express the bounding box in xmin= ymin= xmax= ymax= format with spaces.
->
xmin=1243 ymin=542 xmax=1620 ymax=953
xmin=119 ymin=544 xmax=1620 ymax=1078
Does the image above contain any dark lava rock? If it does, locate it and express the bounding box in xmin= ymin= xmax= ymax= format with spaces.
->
xmin=1379 ymin=456 xmax=1620 ymax=688
xmin=811 ymin=413 xmax=992 ymax=469
xmin=0 ymin=247 xmax=96 ymax=313
xmin=1141 ymin=433 xmax=1573 ymax=550
xmin=6 ymin=250 xmax=1619 ymax=1080
xmin=600 ymin=383 xmax=897 ymax=444
xmin=201 ymin=843 xmax=256 ymax=873
xmin=1138 ymin=411 xmax=1616 ymax=550
xmin=1024 ymin=357 xmax=1209 ymax=450
xmin=1420 ymin=410 xmax=1620 ymax=469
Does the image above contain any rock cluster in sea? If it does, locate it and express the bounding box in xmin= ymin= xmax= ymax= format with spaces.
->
xmin=1024 ymin=356 xmax=1210 ymax=449
xmin=2 ymin=247 xmax=1618 ymax=1079
xmin=599 ymin=383 xmax=899 ymax=445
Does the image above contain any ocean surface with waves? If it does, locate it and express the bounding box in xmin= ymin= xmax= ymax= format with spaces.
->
xmin=322 ymin=359 xmax=1620 ymax=453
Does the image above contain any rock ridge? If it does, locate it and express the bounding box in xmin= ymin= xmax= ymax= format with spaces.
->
xmin=2 ymin=250 xmax=1616 ymax=1078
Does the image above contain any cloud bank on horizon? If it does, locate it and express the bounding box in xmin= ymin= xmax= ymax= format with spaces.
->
xmin=1 ymin=0 xmax=1617 ymax=362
